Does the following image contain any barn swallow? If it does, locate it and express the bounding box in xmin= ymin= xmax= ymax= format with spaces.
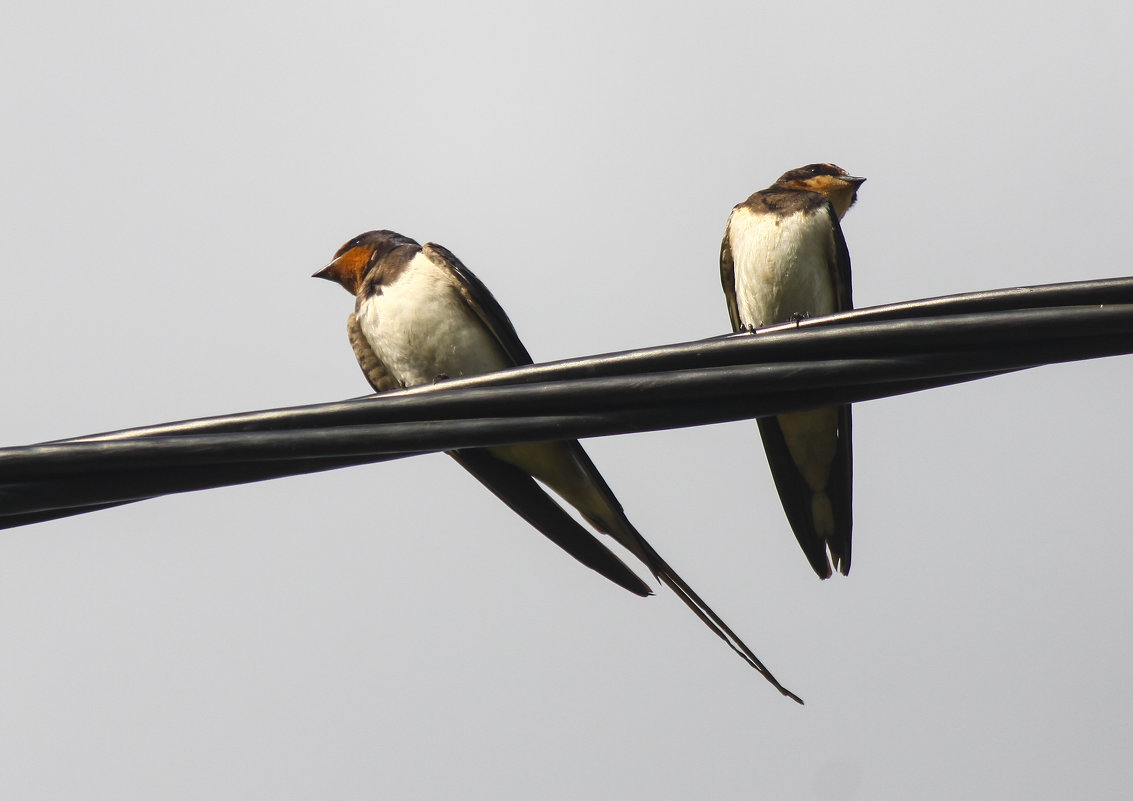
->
xmin=315 ymin=229 xmax=801 ymax=701
xmin=719 ymin=163 xmax=865 ymax=579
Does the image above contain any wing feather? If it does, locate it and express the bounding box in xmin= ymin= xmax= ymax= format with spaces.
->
xmin=424 ymin=242 xmax=533 ymax=368
xmin=719 ymin=213 xmax=742 ymax=332
xmin=347 ymin=312 xmax=403 ymax=393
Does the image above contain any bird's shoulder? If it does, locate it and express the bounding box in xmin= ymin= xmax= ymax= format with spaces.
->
xmin=733 ymin=186 xmax=832 ymax=220
xmin=422 ymin=242 xmax=534 ymax=367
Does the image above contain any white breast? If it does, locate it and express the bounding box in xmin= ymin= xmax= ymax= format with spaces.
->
xmin=354 ymin=252 xmax=511 ymax=387
xmin=728 ymin=206 xmax=836 ymax=329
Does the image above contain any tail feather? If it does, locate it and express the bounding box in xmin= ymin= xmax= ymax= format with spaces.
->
xmin=757 ymin=414 xmax=853 ymax=579
xmin=449 ymin=449 xmax=653 ymax=598
xmin=495 ymin=440 xmax=802 ymax=701
xmin=645 ymin=543 xmax=803 ymax=704
xmin=810 ymin=491 xmax=835 ymax=538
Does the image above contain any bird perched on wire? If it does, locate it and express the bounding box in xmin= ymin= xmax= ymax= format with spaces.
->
xmin=314 ymin=229 xmax=800 ymax=702
xmin=719 ymin=163 xmax=865 ymax=579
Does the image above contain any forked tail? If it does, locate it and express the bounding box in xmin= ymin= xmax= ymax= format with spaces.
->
xmin=566 ymin=442 xmax=804 ymax=702
xmin=646 ymin=543 xmax=803 ymax=704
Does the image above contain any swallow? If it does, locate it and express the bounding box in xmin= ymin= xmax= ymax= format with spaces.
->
xmin=719 ymin=163 xmax=865 ymax=579
xmin=315 ymin=229 xmax=801 ymax=702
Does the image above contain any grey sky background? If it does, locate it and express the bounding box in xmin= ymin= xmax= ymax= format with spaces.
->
xmin=3 ymin=2 xmax=1132 ymax=798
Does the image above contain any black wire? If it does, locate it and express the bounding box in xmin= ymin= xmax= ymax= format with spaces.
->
xmin=1 ymin=370 xmax=1011 ymax=529
xmin=44 ymin=301 xmax=1133 ymax=445
xmin=2 ymin=280 xmax=1131 ymax=528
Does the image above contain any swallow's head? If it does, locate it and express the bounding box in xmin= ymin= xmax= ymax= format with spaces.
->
xmin=313 ymin=230 xmax=417 ymax=295
xmin=775 ymin=163 xmax=865 ymax=219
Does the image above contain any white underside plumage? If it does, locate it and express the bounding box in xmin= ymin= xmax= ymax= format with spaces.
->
xmin=353 ymin=250 xmax=613 ymax=525
xmin=354 ymin=251 xmax=509 ymax=387
xmin=728 ymin=205 xmax=836 ymax=328
xmin=728 ymin=203 xmax=841 ymax=539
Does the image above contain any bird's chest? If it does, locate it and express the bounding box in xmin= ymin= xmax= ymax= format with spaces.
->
xmin=730 ymin=208 xmax=836 ymax=328
xmin=355 ymin=258 xmax=507 ymax=387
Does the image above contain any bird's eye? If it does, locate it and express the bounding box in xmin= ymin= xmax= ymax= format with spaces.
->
xmin=807 ymin=165 xmax=820 ymax=175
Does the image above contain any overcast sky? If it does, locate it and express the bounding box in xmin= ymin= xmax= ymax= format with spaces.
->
xmin=3 ymin=2 xmax=1132 ymax=799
